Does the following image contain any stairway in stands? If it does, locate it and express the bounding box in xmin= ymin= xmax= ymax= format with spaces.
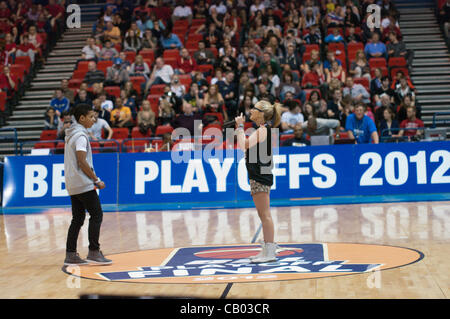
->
xmin=0 ymin=3 xmax=101 ymax=157
xmin=395 ymin=0 xmax=450 ymax=135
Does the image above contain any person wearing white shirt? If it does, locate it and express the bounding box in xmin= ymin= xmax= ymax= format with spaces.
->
xmin=250 ymin=0 xmax=265 ymax=15
xmin=281 ymin=101 xmax=304 ymax=134
xmin=172 ymin=0 xmax=193 ymax=23
xmin=99 ymin=92 xmax=114 ymax=112
xmin=209 ymin=0 xmax=227 ymax=15
xmin=144 ymin=57 xmax=175 ymax=94
xmin=87 ymin=111 xmax=113 ymax=140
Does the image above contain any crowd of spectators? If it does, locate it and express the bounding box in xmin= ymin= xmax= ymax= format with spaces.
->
xmin=0 ymin=0 xmax=65 ymax=122
xmin=46 ymin=0 xmax=427 ymax=151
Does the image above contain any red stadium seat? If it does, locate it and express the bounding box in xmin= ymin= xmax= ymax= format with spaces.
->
xmin=388 ymin=57 xmax=407 ymax=68
xmin=0 ymin=92 xmax=6 ymax=112
xmin=370 ymin=66 xmax=388 ymax=78
xmin=163 ymin=49 xmax=180 ymax=60
xmin=150 ymin=84 xmax=166 ymax=95
xmin=139 ymin=49 xmax=155 ymax=62
xmin=203 ymin=112 xmax=223 ymax=125
xmin=124 ymin=51 xmax=136 ymax=63
xmin=104 ymin=86 xmax=121 ymax=98
xmin=304 ymin=44 xmax=319 ymax=55
xmin=131 ymin=126 xmax=152 ymax=138
xmin=197 ymin=64 xmax=214 ymax=75
xmin=304 ymin=89 xmax=321 ymax=101
xmin=130 ymin=76 xmax=146 ymax=94
xmin=34 ymin=142 xmax=55 ymax=149
xmin=155 ymin=125 xmax=174 ymax=136
xmin=40 ymin=130 xmax=57 ymax=141
xmin=280 ymin=134 xmax=294 ymax=142
xmin=72 ymin=69 xmax=87 ymax=80
xmin=186 ymin=33 xmax=204 ymax=43
xmin=76 ymin=60 xmax=90 ymax=71
xmin=15 ymin=56 xmax=31 ymax=72
xmin=369 ymin=58 xmax=387 ymax=69
xmin=354 ymin=77 xmax=370 ymax=91
xmin=111 ymin=128 xmax=129 ymax=140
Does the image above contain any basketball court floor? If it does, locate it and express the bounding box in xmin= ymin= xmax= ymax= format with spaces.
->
xmin=0 ymin=200 xmax=448 ymax=299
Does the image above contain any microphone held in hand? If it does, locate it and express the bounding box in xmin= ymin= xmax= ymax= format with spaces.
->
xmin=223 ymin=119 xmax=236 ymax=127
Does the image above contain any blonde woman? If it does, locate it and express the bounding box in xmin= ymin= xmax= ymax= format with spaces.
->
xmin=203 ymin=84 xmax=228 ymax=122
xmin=349 ymin=50 xmax=371 ymax=81
xmin=234 ymin=100 xmax=282 ymax=263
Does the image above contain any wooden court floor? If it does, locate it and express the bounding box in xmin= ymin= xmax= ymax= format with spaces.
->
xmin=0 ymin=200 xmax=449 ymax=299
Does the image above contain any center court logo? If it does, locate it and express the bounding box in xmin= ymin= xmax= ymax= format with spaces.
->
xmin=63 ymin=243 xmax=423 ymax=284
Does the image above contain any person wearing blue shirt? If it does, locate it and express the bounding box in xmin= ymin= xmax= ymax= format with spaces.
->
xmin=345 ymin=104 xmax=379 ymax=144
xmin=364 ymin=32 xmax=387 ymax=59
xmin=324 ymin=29 xmax=344 ymax=43
xmin=160 ymin=29 xmax=183 ymax=50
xmin=50 ymin=88 xmax=70 ymax=117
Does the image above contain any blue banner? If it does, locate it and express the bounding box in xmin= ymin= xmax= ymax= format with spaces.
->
xmin=2 ymin=153 xmax=118 ymax=207
xmin=2 ymin=142 xmax=450 ymax=208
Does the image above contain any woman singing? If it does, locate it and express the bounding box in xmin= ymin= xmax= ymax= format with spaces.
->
xmin=234 ymin=100 xmax=281 ymax=263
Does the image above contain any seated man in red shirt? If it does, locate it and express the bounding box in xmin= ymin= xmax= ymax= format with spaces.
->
xmin=399 ymin=105 xmax=424 ymax=140
xmin=16 ymin=36 xmax=37 ymax=63
xmin=0 ymin=65 xmax=17 ymax=97
xmin=301 ymin=61 xmax=327 ymax=97
xmin=176 ymin=48 xmax=198 ymax=77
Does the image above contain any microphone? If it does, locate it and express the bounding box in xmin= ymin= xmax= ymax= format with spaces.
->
xmin=223 ymin=120 xmax=236 ymax=127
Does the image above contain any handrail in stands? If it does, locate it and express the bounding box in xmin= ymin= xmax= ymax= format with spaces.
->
xmin=0 ymin=128 xmax=18 ymax=156
xmin=432 ymin=112 xmax=450 ymax=128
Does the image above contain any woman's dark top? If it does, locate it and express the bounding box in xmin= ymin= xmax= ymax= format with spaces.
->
xmin=246 ymin=124 xmax=273 ymax=186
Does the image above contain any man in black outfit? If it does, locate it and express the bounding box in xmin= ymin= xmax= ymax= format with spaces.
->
xmin=282 ymin=123 xmax=311 ymax=147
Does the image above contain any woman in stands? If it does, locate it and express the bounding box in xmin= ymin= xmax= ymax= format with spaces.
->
xmin=234 ymin=100 xmax=281 ymax=263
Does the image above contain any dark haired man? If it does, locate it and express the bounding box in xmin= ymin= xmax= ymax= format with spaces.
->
xmin=63 ymin=104 xmax=112 ymax=266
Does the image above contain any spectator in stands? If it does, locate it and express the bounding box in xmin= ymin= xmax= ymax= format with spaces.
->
xmin=373 ymin=75 xmax=395 ymax=104
xmin=217 ymin=70 xmax=238 ymax=118
xmin=99 ymin=91 xmax=114 ymax=112
xmin=99 ymin=39 xmax=119 ymax=61
xmin=3 ymin=33 xmax=17 ymax=64
xmin=202 ymin=84 xmax=228 ymax=123
xmin=343 ymin=76 xmax=370 ymax=105
xmin=0 ymin=65 xmax=16 ymax=96
xmin=303 ymin=24 xmax=322 ymax=45
xmin=277 ymin=71 xmax=303 ymax=102
xmin=200 ymin=20 xmax=223 ymax=48
xmin=302 ymin=115 xmax=341 ymax=137
xmin=141 ymin=29 xmax=157 ymax=50
xmin=171 ymin=100 xmax=203 ymax=136
xmin=170 ymin=74 xmax=186 ymax=98
xmin=327 ymin=60 xmax=346 ymax=85
xmin=25 ymin=25 xmax=43 ymax=57
xmin=344 ymin=4 xmax=360 ymax=27
xmin=88 ymin=109 xmax=113 ymax=141
xmin=364 ymin=32 xmax=387 ymax=60
xmin=345 ymin=104 xmax=379 ymax=144
xmin=110 ymin=96 xmax=133 ymax=129
xmin=123 ymin=29 xmax=142 ymax=52
xmin=130 ymin=54 xmax=150 ymax=80
xmin=160 ymin=28 xmax=183 ymax=50
xmin=282 ymin=123 xmax=311 ymax=147
xmin=349 ymin=50 xmax=371 ymax=81
xmin=74 ymin=89 xmax=93 ymax=108
xmin=158 ymin=92 xmax=177 ymax=126
xmin=216 ymin=45 xmax=238 ymax=74
xmin=57 ymin=111 xmax=72 ymax=140
xmin=375 ymin=93 xmax=396 ymax=127
xmin=184 ymin=82 xmax=204 ymax=111
xmin=84 ymin=61 xmax=106 ymax=87
xmin=176 ymin=48 xmax=198 ymax=76
xmin=301 ymin=62 xmax=326 ymax=98
xmin=381 ymin=15 xmax=402 ymax=42
xmin=105 ymin=57 xmax=130 ymax=86
xmin=323 ymin=50 xmax=342 ymax=73
xmin=387 ymin=31 xmax=413 ymax=68
xmin=81 ymin=37 xmax=100 ymax=62
xmin=50 ymin=88 xmax=70 ymax=117
xmin=398 ymin=105 xmax=424 ymax=140
xmin=396 ymin=94 xmax=420 ymax=124
xmin=159 ymin=133 xmax=174 ymax=151
xmin=280 ymin=43 xmax=302 ymax=72
xmin=104 ymin=21 xmax=122 ymax=45
xmin=258 ymin=51 xmax=281 ymax=78
xmin=327 ymin=88 xmax=344 ymax=121
xmin=237 ymin=95 xmax=254 ymax=122
xmin=60 ymin=79 xmax=75 ymax=105
xmin=137 ymin=100 xmax=156 ymax=135
xmin=302 ymin=7 xmax=319 ymax=29
xmin=281 ymin=100 xmax=304 ymax=134
xmin=44 ymin=107 xmax=59 ymax=130
xmin=172 ymin=0 xmax=193 ymax=25
xmin=193 ymin=40 xmax=216 ymax=65
xmin=144 ymin=57 xmax=174 ymax=94
xmin=379 ymin=105 xmax=400 ymax=140
xmin=394 ymin=76 xmax=415 ymax=105
xmin=93 ymin=98 xmax=111 ymax=126
xmin=325 ymin=28 xmax=344 ymax=43
xmin=324 ymin=5 xmax=345 ymax=28
xmin=345 ymin=26 xmax=363 ymax=43
xmin=439 ymin=0 xmax=450 ymax=38
xmin=16 ymin=36 xmax=37 ymax=63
